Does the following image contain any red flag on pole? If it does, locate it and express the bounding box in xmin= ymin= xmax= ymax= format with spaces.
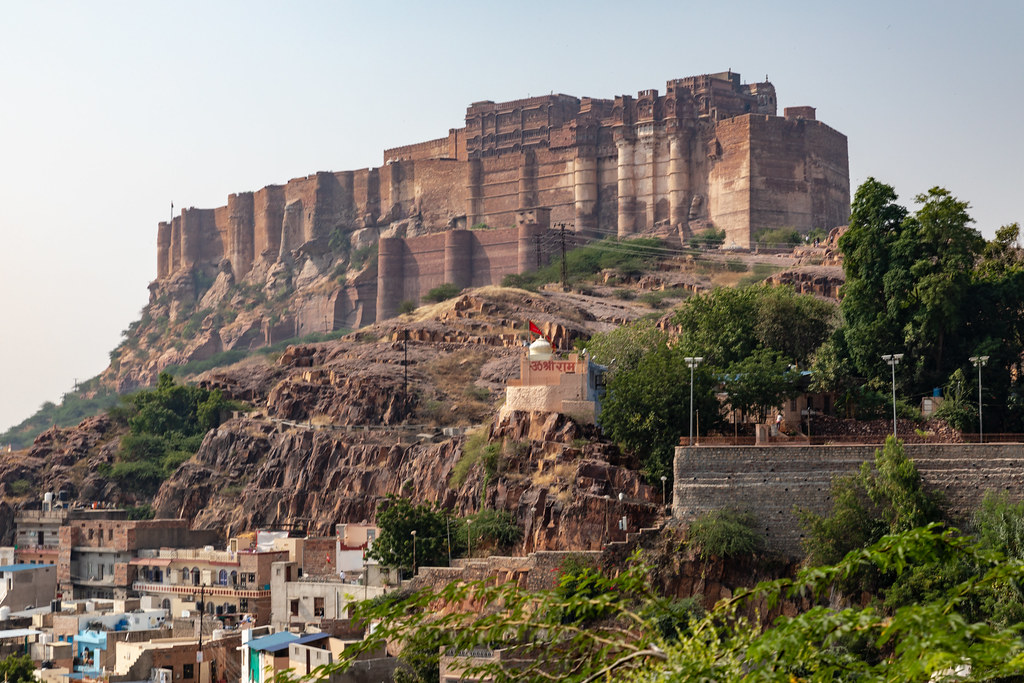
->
xmin=529 ymin=320 xmax=543 ymax=337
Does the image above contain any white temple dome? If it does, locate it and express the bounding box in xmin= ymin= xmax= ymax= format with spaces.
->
xmin=528 ymin=338 xmax=553 ymax=360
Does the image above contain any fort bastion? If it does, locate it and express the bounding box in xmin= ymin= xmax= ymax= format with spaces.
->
xmin=152 ymin=71 xmax=849 ymax=334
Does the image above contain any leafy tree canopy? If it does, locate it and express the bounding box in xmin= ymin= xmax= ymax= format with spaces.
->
xmin=599 ymin=342 xmax=720 ymax=483
xmin=0 ymin=654 xmax=34 ymax=683
xmin=799 ymin=436 xmax=941 ymax=567
xmin=671 ymin=284 xmax=835 ymax=367
xmin=299 ymin=527 xmax=1024 ymax=683
xmin=584 ymin=318 xmax=668 ymax=378
xmin=723 ymin=348 xmax=801 ymax=423
xmin=368 ymin=496 xmax=450 ymax=571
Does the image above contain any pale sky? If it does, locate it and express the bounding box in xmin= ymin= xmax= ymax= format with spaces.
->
xmin=1 ymin=1 xmax=1021 ymax=432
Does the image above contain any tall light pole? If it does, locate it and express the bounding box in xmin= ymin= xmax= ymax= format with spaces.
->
xmin=410 ymin=530 xmax=417 ymax=576
xmin=882 ymin=353 xmax=904 ymax=438
xmin=445 ymin=516 xmax=451 ymax=566
xmin=970 ymin=355 xmax=989 ymax=443
xmin=684 ymin=357 xmax=704 ymax=446
xmin=466 ymin=519 xmax=473 ymax=559
xmin=660 ymin=475 xmax=667 ymax=508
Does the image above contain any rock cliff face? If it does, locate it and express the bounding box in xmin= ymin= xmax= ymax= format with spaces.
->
xmin=151 ymin=410 xmax=659 ymax=548
xmin=3 ymin=289 xmax=661 ymax=552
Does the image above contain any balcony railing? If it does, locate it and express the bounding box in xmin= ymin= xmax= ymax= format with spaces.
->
xmin=132 ymin=582 xmax=270 ymax=598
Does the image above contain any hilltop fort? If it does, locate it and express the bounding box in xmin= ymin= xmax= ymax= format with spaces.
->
xmin=126 ymin=72 xmax=850 ymax=390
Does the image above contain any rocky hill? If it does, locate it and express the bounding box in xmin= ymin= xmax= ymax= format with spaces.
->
xmin=0 ymin=288 xmax=670 ymax=549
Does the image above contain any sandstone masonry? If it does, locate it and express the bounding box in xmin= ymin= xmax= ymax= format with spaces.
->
xmin=154 ymin=71 xmax=848 ymax=331
xmin=674 ymin=443 xmax=1024 ymax=558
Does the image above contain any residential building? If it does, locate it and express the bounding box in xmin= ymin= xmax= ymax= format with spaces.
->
xmin=132 ymin=546 xmax=287 ymax=626
xmin=0 ymin=564 xmax=56 ymax=611
xmin=57 ymin=514 xmax=220 ymax=600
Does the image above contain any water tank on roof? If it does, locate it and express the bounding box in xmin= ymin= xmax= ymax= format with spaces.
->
xmin=0 ymin=606 xmax=11 ymax=620
xmin=85 ymin=601 xmax=95 ymax=613
xmin=44 ymin=492 xmax=53 ymax=504
xmin=528 ymin=338 xmax=553 ymax=361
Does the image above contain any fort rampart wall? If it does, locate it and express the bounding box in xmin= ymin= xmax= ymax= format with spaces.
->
xmin=156 ymin=72 xmax=849 ymax=288
xmin=375 ymin=224 xmax=552 ymax=320
xmin=674 ymin=443 xmax=1024 ymax=557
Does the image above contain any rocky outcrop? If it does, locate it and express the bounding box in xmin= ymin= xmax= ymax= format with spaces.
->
xmin=151 ymin=409 xmax=661 ymax=548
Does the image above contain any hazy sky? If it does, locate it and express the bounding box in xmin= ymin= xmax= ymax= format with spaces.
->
xmin=1 ymin=1 xmax=1021 ymax=432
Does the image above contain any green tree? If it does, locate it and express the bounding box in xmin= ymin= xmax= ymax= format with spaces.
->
xmin=799 ymin=436 xmax=941 ymax=566
xmin=722 ymin=349 xmax=801 ymax=423
xmin=753 ymin=285 xmax=836 ymax=365
xmin=0 ymin=654 xmax=34 ymax=683
xmin=296 ymin=527 xmax=1024 ymax=683
xmin=672 ymin=286 xmax=760 ymax=366
xmin=839 ymin=180 xmax=995 ymax=407
xmin=422 ymin=282 xmax=462 ymax=303
xmin=895 ymin=187 xmax=984 ymax=388
xmin=584 ymin=318 xmax=667 ymax=378
xmin=838 ymin=178 xmax=908 ymax=376
xmin=599 ymin=342 xmax=720 ymax=483
xmin=671 ymin=285 xmax=834 ymax=368
xmin=369 ymin=496 xmax=449 ymax=571
xmin=106 ymin=373 xmax=245 ymax=495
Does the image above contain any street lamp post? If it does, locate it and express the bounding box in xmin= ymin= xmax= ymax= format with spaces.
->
xmin=882 ymin=354 xmax=904 ymax=438
xmin=410 ymin=530 xmax=417 ymax=576
xmin=970 ymin=355 xmax=989 ymax=443
xmin=466 ymin=519 xmax=473 ymax=559
xmin=445 ymin=516 xmax=451 ymax=566
xmin=684 ymin=357 xmax=704 ymax=446
xmin=660 ymin=475 xmax=667 ymax=508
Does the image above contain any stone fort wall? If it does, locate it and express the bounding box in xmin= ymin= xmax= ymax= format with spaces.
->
xmin=152 ymin=71 xmax=849 ymax=334
xmin=156 ymin=71 xmax=849 ymax=286
xmin=674 ymin=443 xmax=1024 ymax=557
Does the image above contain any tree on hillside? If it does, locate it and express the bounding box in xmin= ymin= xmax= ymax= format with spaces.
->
xmin=839 ymin=182 xmax=986 ymax=387
xmin=894 ymin=187 xmax=984 ymax=388
xmin=753 ymin=285 xmax=836 ymax=364
xmin=102 ymin=373 xmax=243 ymax=495
xmin=671 ymin=285 xmax=835 ymax=368
xmin=584 ymin=318 xmax=667 ymax=378
xmin=723 ymin=349 xmax=801 ymax=423
xmin=838 ymin=178 xmax=910 ymax=381
xmin=369 ymin=496 xmax=449 ymax=571
xmin=599 ymin=342 xmax=720 ymax=483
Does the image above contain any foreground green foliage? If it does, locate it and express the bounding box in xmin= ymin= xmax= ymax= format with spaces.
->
xmin=295 ymin=527 xmax=1024 ymax=683
xmin=0 ymin=654 xmax=35 ymax=683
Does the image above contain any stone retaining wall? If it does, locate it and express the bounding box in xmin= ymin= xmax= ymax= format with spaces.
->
xmin=673 ymin=443 xmax=1024 ymax=557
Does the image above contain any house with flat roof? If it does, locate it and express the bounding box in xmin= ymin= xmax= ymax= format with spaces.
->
xmin=0 ymin=564 xmax=56 ymax=611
